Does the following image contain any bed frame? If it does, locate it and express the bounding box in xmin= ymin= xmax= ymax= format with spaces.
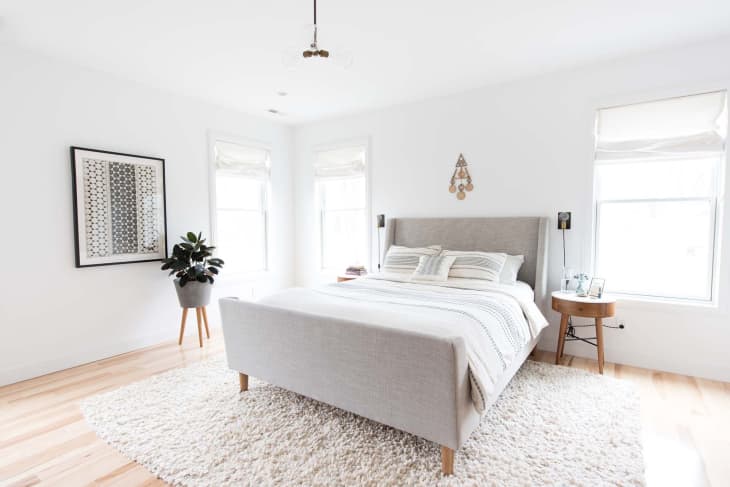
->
xmin=220 ymin=217 xmax=549 ymax=475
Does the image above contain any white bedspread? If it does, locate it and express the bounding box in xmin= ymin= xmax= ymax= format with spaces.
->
xmin=259 ymin=277 xmax=548 ymax=413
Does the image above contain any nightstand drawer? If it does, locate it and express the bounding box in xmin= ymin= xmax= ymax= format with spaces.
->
xmin=551 ymin=297 xmax=616 ymax=318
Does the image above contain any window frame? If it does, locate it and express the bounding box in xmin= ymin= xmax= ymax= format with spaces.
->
xmin=590 ymin=90 xmax=728 ymax=305
xmin=593 ymin=194 xmax=719 ymax=302
xmin=313 ymin=138 xmax=372 ymax=274
xmin=317 ymin=177 xmax=368 ymax=271
xmin=208 ymin=131 xmax=271 ymax=278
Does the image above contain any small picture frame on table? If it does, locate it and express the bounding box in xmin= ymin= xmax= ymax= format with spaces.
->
xmin=588 ymin=278 xmax=605 ymax=298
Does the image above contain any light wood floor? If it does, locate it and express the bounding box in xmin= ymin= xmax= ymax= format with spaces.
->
xmin=1 ymin=334 xmax=728 ymax=486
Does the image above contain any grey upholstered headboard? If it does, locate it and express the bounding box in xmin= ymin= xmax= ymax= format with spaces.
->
xmin=383 ymin=217 xmax=549 ymax=303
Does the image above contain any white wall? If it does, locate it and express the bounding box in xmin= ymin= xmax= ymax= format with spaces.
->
xmin=0 ymin=44 xmax=295 ymax=386
xmin=293 ymin=37 xmax=730 ymax=382
xmin=4 ymin=35 xmax=730 ymax=386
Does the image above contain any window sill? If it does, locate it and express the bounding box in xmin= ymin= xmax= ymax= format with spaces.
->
xmin=613 ymin=292 xmax=720 ymax=313
xmin=318 ymin=269 xmax=339 ymax=279
xmin=218 ymin=270 xmax=271 ymax=283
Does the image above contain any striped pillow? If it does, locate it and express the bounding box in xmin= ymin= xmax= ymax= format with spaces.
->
xmin=442 ymin=250 xmax=507 ymax=282
xmin=412 ymin=255 xmax=456 ymax=282
xmin=382 ymin=245 xmax=441 ymax=274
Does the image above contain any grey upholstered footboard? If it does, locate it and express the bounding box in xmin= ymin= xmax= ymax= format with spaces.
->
xmin=219 ymin=297 xmax=481 ymax=450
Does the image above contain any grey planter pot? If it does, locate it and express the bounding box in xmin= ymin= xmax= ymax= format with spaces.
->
xmin=174 ymin=279 xmax=212 ymax=308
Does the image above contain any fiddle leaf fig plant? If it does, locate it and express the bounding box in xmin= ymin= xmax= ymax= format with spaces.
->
xmin=161 ymin=232 xmax=224 ymax=287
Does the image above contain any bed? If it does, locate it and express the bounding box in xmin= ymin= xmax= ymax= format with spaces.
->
xmin=219 ymin=217 xmax=549 ymax=475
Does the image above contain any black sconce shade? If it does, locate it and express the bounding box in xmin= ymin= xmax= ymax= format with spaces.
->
xmin=557 ymin=212 xmax=571 ymax=230
xmin=377 ymin=214 xmax=385 ymax=228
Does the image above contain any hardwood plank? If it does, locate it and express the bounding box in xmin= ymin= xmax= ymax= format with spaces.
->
xmin=0 ymin=338 xmax=726 ymax=487
xmin=0 ymin=431 xmax=99 ymax=479
xmin=94 ymin=463 xmax=159 ymax=486
xmin=533 ymin=349 xmax=726 ymax=487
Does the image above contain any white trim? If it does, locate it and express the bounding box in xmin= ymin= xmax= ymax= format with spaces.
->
xmin=207 ymin=131 xmax=272 ymax=276
xmin=590 ymin=89 xmax=728 ymax=305
xmin=594 ymin=194 xmax=718 ymax=303
xmin=0 ymin=327 xmax=184 ymax=387
xmin=587 ymin=80 xmax=730 ymax=116
xmin=312 ymin=136 xmax=370 ymax=154
xmin=312 ymin=137 xmax=372 ymax=272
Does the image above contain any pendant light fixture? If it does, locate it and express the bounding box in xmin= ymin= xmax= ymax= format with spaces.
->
xmin=283 ymin=0 xmax=352 ymax=69
xmin=304 ymin=0 xmax=328 ymax=59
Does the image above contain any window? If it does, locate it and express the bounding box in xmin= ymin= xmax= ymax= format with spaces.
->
xmin=593 ymin=91 xmax=727 ymax=301
xmin=211 ymin=139 xmax=269 ymax=273
xmin=314 ymin=145 xmax=368 ymax=271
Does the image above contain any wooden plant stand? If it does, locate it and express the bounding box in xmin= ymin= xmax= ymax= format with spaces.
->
xmin=178 ymin=306 xmax=210 ymax=347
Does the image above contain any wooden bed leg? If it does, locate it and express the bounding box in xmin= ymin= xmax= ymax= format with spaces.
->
xmin=239 ymin=373 xmax=248 ymax=392
xmin=441 ymin=446 xmax=454 ymax=475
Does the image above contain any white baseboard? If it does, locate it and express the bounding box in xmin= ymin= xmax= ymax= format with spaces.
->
xmin=0 ymin=329 xmax=179 ymax=387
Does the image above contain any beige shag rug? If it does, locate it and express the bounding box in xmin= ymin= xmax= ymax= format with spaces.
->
xmin=81 ymin=359 xmax=644 ymax=486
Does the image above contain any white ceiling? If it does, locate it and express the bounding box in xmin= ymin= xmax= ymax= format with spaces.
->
xmin=2 ymin=0 xmax=730 ymax=124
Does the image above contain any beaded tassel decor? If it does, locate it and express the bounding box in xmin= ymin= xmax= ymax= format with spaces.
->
xmin=448 ymin=153 xmax=473 ymax=200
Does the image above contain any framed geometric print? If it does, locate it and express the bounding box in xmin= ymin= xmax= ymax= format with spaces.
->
xmin=71 ymin=146 xmax=168 ymax=267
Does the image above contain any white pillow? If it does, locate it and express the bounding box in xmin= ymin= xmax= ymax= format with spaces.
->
xmin=442 ymin=250 xmax=507 ymax=282
xmin=499 ymin=254 xmax=525 ymax=285
xmin=411 ymin=255 xmax=456 ymax=282
xmin=382 ymin=245 xmax=441 ymax=274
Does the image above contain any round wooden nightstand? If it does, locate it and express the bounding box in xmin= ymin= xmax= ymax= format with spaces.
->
xmin=551 ymin=291 xmax=616 ymax=374
xmin=336 ymin=275 xmax=359 ymax=283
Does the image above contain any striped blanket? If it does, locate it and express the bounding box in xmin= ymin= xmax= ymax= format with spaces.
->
xmin=262 ymin=278 xmax=547 ymax=413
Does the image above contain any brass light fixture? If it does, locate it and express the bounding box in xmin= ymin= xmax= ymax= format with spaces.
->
xmin=449 ymin=153 xmax=474 ymax=200
xmin=303 ymin=0 xmax=329 ymax=59
xmin=282 ymin=0 xmax=352 ymax=69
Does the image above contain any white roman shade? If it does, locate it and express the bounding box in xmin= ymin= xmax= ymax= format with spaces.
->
xmin=595 ymin=91 xmax=727 ymax=162
xmin=314 ymin=146 xmax=366 ymax=179
xmin=215 ymin=140 xmax=270 ymax=180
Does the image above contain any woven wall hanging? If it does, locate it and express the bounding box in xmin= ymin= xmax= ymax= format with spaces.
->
xmin=448 ymin=153 xmax=473 ymax=200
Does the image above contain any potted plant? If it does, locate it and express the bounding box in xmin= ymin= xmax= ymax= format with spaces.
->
xmin=161 ymin=232 xmax=224 ymax=308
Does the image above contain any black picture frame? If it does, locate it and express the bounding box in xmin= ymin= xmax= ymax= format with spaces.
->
xmin=70 ymin=146 xmax=168 ymax=268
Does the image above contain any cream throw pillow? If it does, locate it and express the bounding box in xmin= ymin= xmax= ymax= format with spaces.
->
xmin=411 ymin=255 xmax=456 ymax=282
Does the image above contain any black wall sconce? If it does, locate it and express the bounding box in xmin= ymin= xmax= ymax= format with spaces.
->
xmin=557 ymin=211 xmax=571 ymax=230
xmin=557 ymin=211 xmax=571 ymax=268
xmin=376 ymin=214 xmax=385 ymax=271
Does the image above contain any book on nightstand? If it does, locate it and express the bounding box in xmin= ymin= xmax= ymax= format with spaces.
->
xmin=345 ymin=265 xmax=367 ymax=276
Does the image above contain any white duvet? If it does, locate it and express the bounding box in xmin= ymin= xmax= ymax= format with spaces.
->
xmin=259 ymin=276 xmax=548 ymax=413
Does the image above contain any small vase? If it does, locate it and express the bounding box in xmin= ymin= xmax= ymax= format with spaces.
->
xmin=560 ymin=267 xmax=574 ymax=292
xmin=575 ymin=274 xmax=590 ymax=296
xmin=174 ymin=279 xmax=212 ymax=308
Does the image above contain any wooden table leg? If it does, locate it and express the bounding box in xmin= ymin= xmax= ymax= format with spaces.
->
xmin=195 ymin=307 xmax=203 ymax=348
xmin=178 ymin=308 xmax=188 ymax=345
xmin=595 ymin=317 xmax=604 ymax=374
xmin=441 ymin=446 xmax=454 ymax=475
xmin=201 ymin=306 xmax=210 ymax=339
xmin=556 ymin=313 xmax=569 ymax=364
xmin=239 ymin=373 xmax=248 ymax=392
